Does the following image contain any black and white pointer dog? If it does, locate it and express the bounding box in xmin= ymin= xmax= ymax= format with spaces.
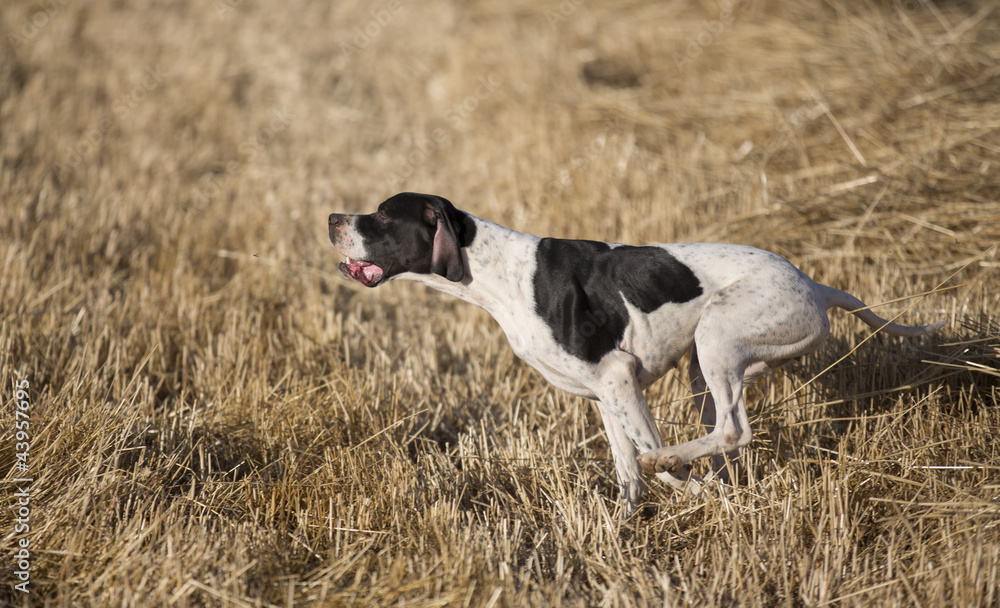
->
xmin=328 ymin=192 xmax=943 ymax=509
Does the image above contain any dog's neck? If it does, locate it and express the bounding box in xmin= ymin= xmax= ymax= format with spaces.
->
xmin=397 ymin=215 xmax=539 ymax=320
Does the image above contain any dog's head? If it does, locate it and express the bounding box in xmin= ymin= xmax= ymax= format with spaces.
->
xmin=328 ymin=193 xmax=476 ymax=287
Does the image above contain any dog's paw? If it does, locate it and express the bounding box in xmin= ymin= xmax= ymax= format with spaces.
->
xmin=637 ymin=448 xmax=684 ymax=475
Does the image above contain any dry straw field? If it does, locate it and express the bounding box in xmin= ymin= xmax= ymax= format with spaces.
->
xmin=3 ymin=0 xmax=1000 ymax=605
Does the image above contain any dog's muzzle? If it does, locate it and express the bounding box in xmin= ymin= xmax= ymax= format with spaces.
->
xmin=328 ymin=213 xmax=386 ymax=287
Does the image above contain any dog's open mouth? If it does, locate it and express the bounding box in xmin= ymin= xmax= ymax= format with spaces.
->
xmin=339 ymin=257 xmax=385 ymax=287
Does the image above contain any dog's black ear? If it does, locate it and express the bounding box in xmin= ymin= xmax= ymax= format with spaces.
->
xmin=423 ymin=196 xmax=465 ymax=282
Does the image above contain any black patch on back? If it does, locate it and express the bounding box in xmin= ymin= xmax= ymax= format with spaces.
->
xmin=533 ymin=239 xmax=703 ymax=363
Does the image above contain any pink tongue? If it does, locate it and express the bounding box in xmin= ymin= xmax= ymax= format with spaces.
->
xmin=361 ymin=263 xmax=383 ymax=283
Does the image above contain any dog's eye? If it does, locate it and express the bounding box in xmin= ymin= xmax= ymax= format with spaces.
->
xmin=376 ymin=211 xmax=389 ymax=222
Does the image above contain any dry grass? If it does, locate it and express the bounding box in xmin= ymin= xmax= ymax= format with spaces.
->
xmin=2 ymin=0 xmax=1000 ymax=605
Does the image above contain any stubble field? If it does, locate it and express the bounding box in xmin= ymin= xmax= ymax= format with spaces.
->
xmin=2 ymin=0 xmax=1000 ymax=606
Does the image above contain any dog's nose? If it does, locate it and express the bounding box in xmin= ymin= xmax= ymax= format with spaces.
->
xmin=329 ymin=213 xmax=345 ymax=229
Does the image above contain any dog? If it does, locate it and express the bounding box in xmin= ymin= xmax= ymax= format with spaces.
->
xmin=328 ymin=192 xmax=943 ymax=509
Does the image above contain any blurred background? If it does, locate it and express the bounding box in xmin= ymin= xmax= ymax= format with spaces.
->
xmin=1 ymin=0 xmax=998 ymax=606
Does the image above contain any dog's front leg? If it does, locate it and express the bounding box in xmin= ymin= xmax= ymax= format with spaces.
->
xmin=593 ymin=350 xmax=702 ymax=509
xmin=594 ymin=401 xmax=647 ymax=508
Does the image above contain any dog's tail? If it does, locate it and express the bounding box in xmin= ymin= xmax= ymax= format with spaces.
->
xmin=816 ymin=284 xmax=945 ymax=338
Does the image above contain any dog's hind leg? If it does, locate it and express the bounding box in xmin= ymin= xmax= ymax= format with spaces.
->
xmin=637 ymin=352 xmax=752 ymax=476
xmin=688 ymin=345 xmax=743 ymax=483
xmin=637 ymin=276 xmax=832 ymax=477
